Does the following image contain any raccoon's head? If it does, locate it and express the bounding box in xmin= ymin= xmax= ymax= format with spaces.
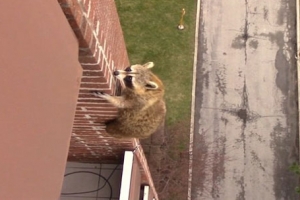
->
xmin=113 ymin=62 xmax=161 ymax=91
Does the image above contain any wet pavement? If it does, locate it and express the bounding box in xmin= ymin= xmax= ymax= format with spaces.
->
xmin=191 ymin=0 xmax=299 ymax=199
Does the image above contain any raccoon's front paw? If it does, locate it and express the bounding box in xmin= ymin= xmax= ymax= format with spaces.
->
xmin=92 ymin=91 xmax=106 ymax=98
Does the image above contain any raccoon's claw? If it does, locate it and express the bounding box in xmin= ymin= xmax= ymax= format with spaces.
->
xmin=92 ymin=91 xmax=105 ymax=97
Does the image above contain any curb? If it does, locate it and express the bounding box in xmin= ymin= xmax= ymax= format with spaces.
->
xmin=188 ymin=0 xmax=201 ymax=199
xmin=296 ymin=0 xmax=300 ymax=163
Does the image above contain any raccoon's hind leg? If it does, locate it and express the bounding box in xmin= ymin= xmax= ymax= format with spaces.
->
xmin=92 ymin=91 xmax=132 ymax=108
xmin=104 ymin=119 xmax=125 ymax=138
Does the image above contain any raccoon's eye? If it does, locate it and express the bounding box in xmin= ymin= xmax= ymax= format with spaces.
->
xmin=125 ymin=67 xmax=131 ymax=72
xmin=124 ymin=76 xmax=132 ymax=81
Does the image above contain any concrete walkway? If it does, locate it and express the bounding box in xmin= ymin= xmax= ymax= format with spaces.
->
xmin=190 ymin=0 xmax=299 ymax=199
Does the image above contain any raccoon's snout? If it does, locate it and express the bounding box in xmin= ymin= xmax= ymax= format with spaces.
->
xmin=113 ymin=71 xmax=119 ymax=76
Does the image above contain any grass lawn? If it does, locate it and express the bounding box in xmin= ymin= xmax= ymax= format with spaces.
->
xmin=116 ymin=0 xmax=196 ymax=125
xmin=116 ymin=1 xmax=196 ymax=199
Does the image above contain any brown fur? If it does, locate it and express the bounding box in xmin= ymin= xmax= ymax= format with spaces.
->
xmin=93 ymin=62 xmax=166 ymax=139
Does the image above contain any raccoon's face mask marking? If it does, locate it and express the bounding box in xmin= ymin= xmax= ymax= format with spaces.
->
xmin=124 ymin=67 xmax=132 ymax=72
xmin=124 ymin=75 xmax=133 ymax=88
xmin=113 ymin=62 xmax=158 ymax=90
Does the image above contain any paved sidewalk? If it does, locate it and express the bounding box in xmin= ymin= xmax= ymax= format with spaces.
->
xmin=190 ymin=0 xmax=299 ymax=199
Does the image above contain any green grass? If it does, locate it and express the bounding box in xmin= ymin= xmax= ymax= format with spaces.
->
xmin=116 ymin=0 xmax=196 ymax=125
xmin=289 ymin=163 xmax=300 ymax=193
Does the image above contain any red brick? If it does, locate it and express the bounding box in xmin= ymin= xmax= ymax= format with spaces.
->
xmin=76 ymin=110 xmax=117 ymax=115
xmin=88 ymin=35 xmax=98 ymax=55
xmin=76 ymin=102 xmax=115 ymax=108
xmin=60 ymin=6 xmax=74 ymax=19
xmin=79 ymin=47 xmax=93 ymax=57
xmin=79 ymin=83 xmax=110 ymax=89
xmin=79 ymin=55 xmax=97 ymax=64
xmin=87 ymin=1 xmax=96 ymax=23
xmin=83 ymin=23 xmax=96 ymax=50
xmin=74 ymin=115 xmax=114 ymax=119
xmin=76 ymin=106 xmax=117 ymax=111
xmin=82 ymin=70 xmax=105 ymax=77
xmin=73 ymin=29 xmax=89 ymax=48
xmin=57 ymin=0 xmax=70 ymax=5
xmin=76 ymin=0 xmax=87 ymax=14
xmin=68 ymin=18 xmax=80 ymax=30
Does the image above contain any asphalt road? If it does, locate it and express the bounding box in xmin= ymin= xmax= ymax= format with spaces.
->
xmin=191 ymin=0 xmax=299 ymax=199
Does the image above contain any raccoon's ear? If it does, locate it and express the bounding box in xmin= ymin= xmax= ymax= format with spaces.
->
xmin=143 ymin=62 xmax=154 ymax=69
xmin=145 ymin=81 xmax=159 ymax=89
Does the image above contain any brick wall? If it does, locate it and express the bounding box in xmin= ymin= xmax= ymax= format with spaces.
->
xmin=58 ymin=0 xmax=159 ymax=199
xmin=58 ymin=0 xmax=130 ymax=161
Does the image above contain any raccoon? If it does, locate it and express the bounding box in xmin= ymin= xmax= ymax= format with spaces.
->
xmin=93 ymin=62 xmax=166 ymax=139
